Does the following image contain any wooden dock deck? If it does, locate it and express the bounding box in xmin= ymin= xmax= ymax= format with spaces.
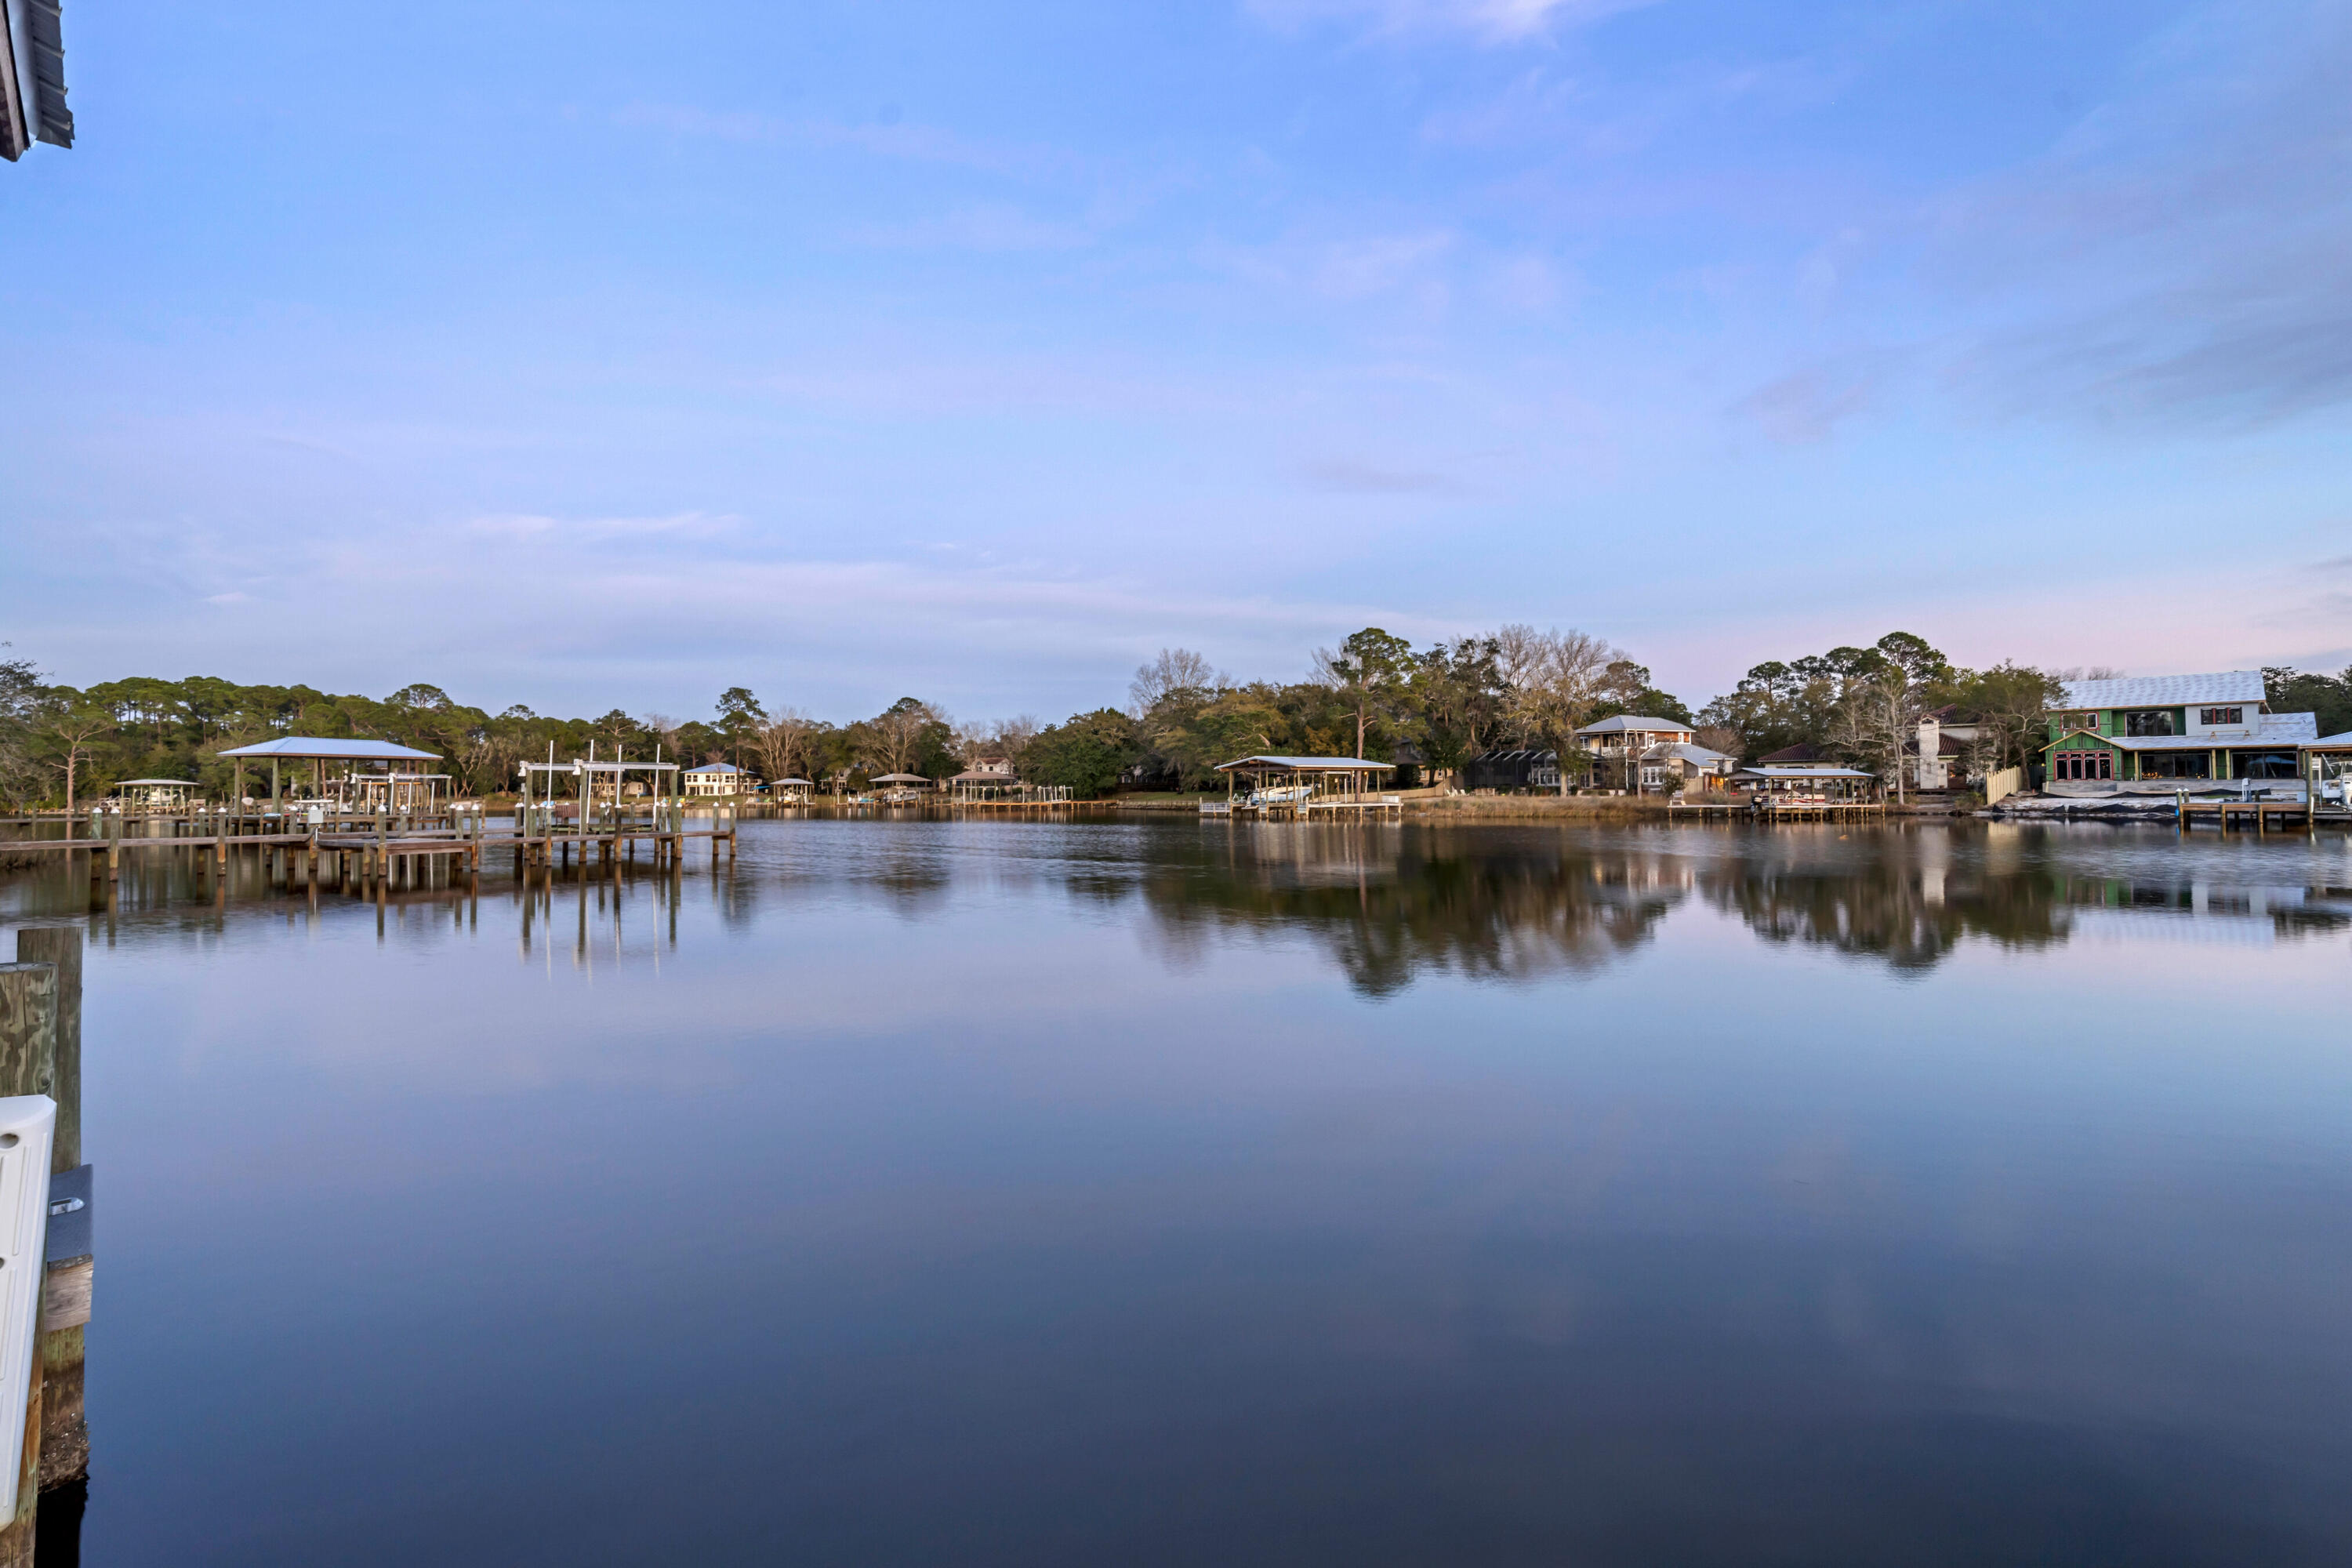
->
xmin=2 ymin=811 xmax=740 ymax=881
xmin=2178 ymin=799 xmax=2325 ymax=833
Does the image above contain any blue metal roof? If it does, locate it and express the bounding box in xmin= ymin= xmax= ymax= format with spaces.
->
xmin=216 ymin=736 xmax=441 ymax=761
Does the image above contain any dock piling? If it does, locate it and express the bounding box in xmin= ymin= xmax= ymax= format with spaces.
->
xmin=0 ymin=961 xmax=56 ymax=1567
xmin=15 ymin=930 xmax=88 ymax=1492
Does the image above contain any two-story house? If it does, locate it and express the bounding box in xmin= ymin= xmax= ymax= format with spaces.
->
xmin=1573 ymin=715 xmax=1736 ymax=793
xmin=2042 ymin=672 xmax=2318 ymax=792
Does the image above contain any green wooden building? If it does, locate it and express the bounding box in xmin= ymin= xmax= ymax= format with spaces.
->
xmin=2042 ymin=671 xmax=2316 ymax=786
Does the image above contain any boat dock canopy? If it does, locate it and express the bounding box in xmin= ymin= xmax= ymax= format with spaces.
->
xmin=1214 ymin=756 xmax=1396 ymax=773
xmin=217 ymin=736 xmax=441 ymax=761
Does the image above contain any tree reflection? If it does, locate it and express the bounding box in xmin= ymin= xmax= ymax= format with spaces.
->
xmin=1129 ymin=823 xmax=2348 ymax=993
xmin=1692 ymin=829 xmax=2071 ymax=971
xmin=1139 ymin=826 xmax=1687 ymax=996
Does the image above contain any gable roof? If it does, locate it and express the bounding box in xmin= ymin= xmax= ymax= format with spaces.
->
xmin=217 ymin=736 xmax=440 ymax=761
xmin=1214 ymin=756 xmax=1395 ymax=772
xmin=1736 ymin=765 xmax=1877 ymax=779
xmin=2055 ymin=671 xmax=2264 ymax=710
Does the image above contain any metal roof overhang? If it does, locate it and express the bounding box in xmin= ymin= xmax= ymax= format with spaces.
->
xmin=216 ymin=737 xmax=441 ymax=762
xmin=1214 ymin=756 xmax=1396 ymax=772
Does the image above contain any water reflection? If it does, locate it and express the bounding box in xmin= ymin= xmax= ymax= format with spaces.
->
xmin=6 ymin=819 xmax=2346 ymax=989
xmin=1141 ymin=825 xmax=1686 ymax=995
xmin=7 ymin=817 xmax=2352 ymax=1564
xmin=1131 ymin=822 xmax=2352 ymax=991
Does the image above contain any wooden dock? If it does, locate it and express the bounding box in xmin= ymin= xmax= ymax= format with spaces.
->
xmin=1 ymin=806 xmax=739 ymax=884
xmin=2178 ymin=799 xmax=2321 ymax=833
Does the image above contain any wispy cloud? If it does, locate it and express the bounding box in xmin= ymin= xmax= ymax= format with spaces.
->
xmin=614 ymin=103 xmax=1077 ymax=179
xmin=1303 ymin=458 xmax=1465 ymax=494
xmin=1731 ymin=351 xmax=1907 ymax=445
xmin=1245 ymin=0 xmax=1662 ymax=45
xmin=1929 ymin=2 xmax=2352 ymax=427
xmin=839 ymin=202 xmax=1095 ymax=253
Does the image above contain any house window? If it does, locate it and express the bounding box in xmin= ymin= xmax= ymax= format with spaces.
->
xmin=2199 ymin=707 xmax=2243 ymax=726
xmin=2123 ymin=710 xmax=2176 ymax=737
xmin=2055 ymin=750 xmax=2114 ymax=782
xmin=2140 ymin=750 xmax=2210 ymax=779
xmin=2235 ymin=750 xmax=2299 ymax=780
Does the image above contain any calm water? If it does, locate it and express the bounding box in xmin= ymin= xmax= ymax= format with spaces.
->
xmin=5 ymin=818 xmax=2351 ymax=1566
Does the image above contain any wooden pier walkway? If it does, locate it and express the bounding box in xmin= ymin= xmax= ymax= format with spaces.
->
xmin=2 ymin=808 xmax=739 ymax=882
xmin=2178 ymin=799 xmax=2324 ymax=833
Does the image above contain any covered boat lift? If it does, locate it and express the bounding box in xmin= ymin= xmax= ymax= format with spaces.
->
xmin=1209 ymin=756 xmax=1399 ymax=818
xmin=216 ymin=736 xmax=443 ymax=811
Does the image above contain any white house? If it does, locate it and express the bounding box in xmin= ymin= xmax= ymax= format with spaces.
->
xmin=1573 ymin=715 xmax=1735 ymax=794
xmin=682 ymin=761 xmax=748 ymax=797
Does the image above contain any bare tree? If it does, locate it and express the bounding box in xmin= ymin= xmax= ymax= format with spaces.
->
xmin=956 ymin=715 xmax=1040 ymax=767
xmin=1831 ymin=667 xmax=1922 ymax=803
xmin=750 ymin=707 xmax=820 ymax=782
xmin=1504 ymin=628 xmax=1620 ymax=796
xmin=1130 ymin=648 xmax=1218 ymax=717
xmin=858 ymin=700 xmax=944 ymax=776
xmin=994 ymin=714 xmax=1040 ymax=761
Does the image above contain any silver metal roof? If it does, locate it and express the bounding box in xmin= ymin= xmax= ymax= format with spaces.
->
xmin=1737 ymin=765 xmax=1877 ymax=779
xmin=217 ymin=736 xmax=441 ymax=761
xmin=2045 ymin=714 xmax=2318 ymax=751
xmin=2 ymin=0 xmax=72 ymax=159
xmin=2310 ymin=732 xmax=2352 ymax=749
xmin=1214 ymin=755 xmax=1395 ymax=771
xmin=2055 ymin=671 xmax=2264 ymax=709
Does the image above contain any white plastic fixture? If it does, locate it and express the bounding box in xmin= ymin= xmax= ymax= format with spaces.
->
xmin=0 ymin=1096 xmax=55 ymax=1519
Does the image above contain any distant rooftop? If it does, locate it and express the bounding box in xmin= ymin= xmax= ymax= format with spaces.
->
xmin=2055 ymin=671 xmax=2264 ymax=710
xmin=1577 ymin=714 xmax=1692 ymax=735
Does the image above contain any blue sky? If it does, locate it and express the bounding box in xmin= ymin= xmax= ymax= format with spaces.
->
xmin=3 ymin=0 xmax=2348 ymax=724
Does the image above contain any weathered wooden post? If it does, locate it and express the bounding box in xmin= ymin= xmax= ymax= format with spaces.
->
xmin=12 ymin=931 xmax=85 ymax=1493
xmin=0 ymin=962 xmax=57 ymax=1567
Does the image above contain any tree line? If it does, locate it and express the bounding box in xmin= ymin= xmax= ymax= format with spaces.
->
xmin=2 ymin=633 xmax=2347 ymax=808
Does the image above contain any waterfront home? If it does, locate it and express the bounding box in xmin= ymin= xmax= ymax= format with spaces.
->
xmin=1910 ymin=706 xmax=1984 ymax=791
xmin=2042 ymin=672 xmax=2318 ymax=791
xmin=1576 ymin=714 xmax=1696 ymax=753
xmin=683 ymin=762 xmax=748 ymax=797
xmin=1642 ymin=742 xmax=1738 ymax=793
xmin=1574 ymin=715 xmax=1736 ymax=794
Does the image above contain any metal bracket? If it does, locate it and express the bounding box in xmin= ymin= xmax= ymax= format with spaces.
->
xmin=44 ymin=1164 xmax=89 ymax=1263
